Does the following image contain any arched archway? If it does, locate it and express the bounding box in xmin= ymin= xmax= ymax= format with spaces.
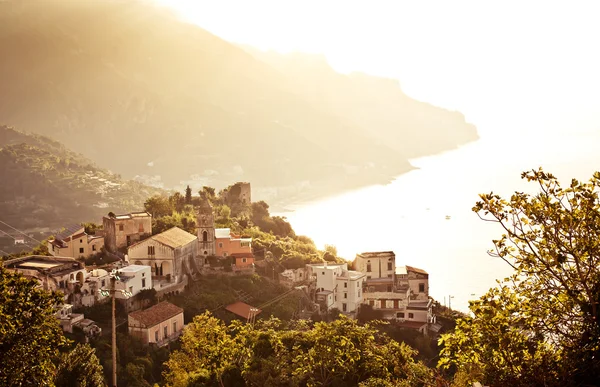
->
xmin=76 ymin=271 xmax=84 ymax=285
xmin=202 ymin=231 xmax=208 ymax=242
xmin=69 ymin=273 xmax=75 ymax=282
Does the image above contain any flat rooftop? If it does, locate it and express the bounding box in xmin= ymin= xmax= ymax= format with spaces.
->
xmin=18 ymin=260 xmax=62 ymax=270
xmin=120 ymin=265 xmax=149 ymax=273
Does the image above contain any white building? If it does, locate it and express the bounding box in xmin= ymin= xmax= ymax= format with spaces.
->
xmin=306 ymin=262 xmax=366 ymax=315
xmin=354 ymin=251 xmax=434 ymax=330
xmin=112 ymin=265 xmax=153 ymax=300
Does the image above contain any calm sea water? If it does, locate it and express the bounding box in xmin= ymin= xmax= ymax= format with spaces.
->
xmin=278 ymin=131 xmax=600 ymax=311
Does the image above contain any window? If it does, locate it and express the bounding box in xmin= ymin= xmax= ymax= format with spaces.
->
xmin=242 ymin=258 xmax=247 ymax=263
xmin=203 ymin=251 xmax=208 ymax=255
xmin=173 ymin=321 xmax=177 ymax=332
xmin=299 ymin=272 xmax=303 ymax=278
xmin=80 ymin=239 xmax=83 ymax=243
xmin=219 ymin=242 xmax=223 ymax=248
xmin=203 ymin=231 xmax=208 ymax=242
xmin=334 ymin=295 xmax=337 ymax=301
xmin=408 ymin=313 xmax=414 ymax=319
xmin=142 ymin=278 xmax=146 ymax=288
xmin=129 ymin=286 xmax=133 ymax=294
xmin=358 ymin=289 xmax=361 ymax=297
xmin=387 ymin=261 xmax=393 ymax=271
xmin=387 ymin=274 xmax=393 ymax=278
xmin=419 ymin=283 xmax=425 ymax=293
xmin=367 ymin=276 xmax=371 ymax=280
xmin=322 ymin=272 xmax=325 ymax=275
xmin=119 ymin=224 xmax=124 ymax=231
xmin=101 ymin=279 xmax=106 ymax=287
xmin=164 ymin=326 xmax=168 ymax=339
xmin=342 ymin=303 xmax=347 ymax=312
xmin=344 ymin=282 xmax=347 ymax=288
xmin=142 ymin=272 xmax=145 ymax=277
xmin=79 ymin=247 xmax=84 ymax=254
xmin=370 ymin=300 xmax=374 ymax=306
xmin=139 ymin=224 xmax=144 ymax=233
xmin=397 ymin=312 xmax=405 ymax=318
xmin=155 ymin=331 xmax=159 ymax=342
xmin=344 ymin=293 xmax=347 ymax=299
xmin=366 ymin=260 xmax=371 ymax=272
xmin=92 ymin=245 xmax=96 ymax=251
xmin=148 ymin=246 xmax=155 ymax=255
xmin=387 ymin=285 xmax=392 ymax=292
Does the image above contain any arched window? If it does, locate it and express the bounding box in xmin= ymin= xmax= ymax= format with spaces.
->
xmin=203 ymin=251 xmax=208 ymax=255
xmin=203 ymin=231 xmax=208 ymax=242
xmin=366 ymin=260 xmax=372 ymax=273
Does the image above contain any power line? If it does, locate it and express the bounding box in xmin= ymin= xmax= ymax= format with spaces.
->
xmin=0 ymin=220 xmax=45 ymax=245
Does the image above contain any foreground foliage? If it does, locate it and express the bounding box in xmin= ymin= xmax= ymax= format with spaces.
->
xmin=439 ymin=169 xmax=600 ymax=386
xmin=164 ymin=312 xmax=436 ymax=387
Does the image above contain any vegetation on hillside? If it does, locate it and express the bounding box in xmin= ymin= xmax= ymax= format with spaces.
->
xmin=439 ymin=169 xmax=600 ymax=386
xmin=164 ymin=312 xmax=438 ymax=387
xmin=0 ymin=125 xmax=165 ymax=229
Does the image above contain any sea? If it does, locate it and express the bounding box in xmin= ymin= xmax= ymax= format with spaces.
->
xmin=277 ymin=130 xmax=600 ymax=312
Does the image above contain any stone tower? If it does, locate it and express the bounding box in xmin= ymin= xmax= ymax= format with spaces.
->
xmin=197 ymin=200 xmax=215 ymax=256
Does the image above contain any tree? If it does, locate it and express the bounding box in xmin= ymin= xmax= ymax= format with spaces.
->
xmin=439 ymin=169 xmax=600 ymax=386
xmin=144 ymin=195 xmax=174 ymax=218
xmin=164 ymin=312 xmax=435 ymax=387
xmin=185 ymin=185 xmax=192 ymax=205
xmin=54 ymin=343 xmax=106 ymax=387
xmin=0 ymin=266 xmax=67 ymax=386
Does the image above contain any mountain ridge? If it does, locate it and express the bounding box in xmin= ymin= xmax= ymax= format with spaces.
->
xmin=0 ymin=0 xmax=477 ymax=207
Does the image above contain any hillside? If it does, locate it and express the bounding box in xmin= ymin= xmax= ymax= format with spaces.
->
xmin=0 ymin=125 xmax=165 ymax=230
xmin=0 ymin=0 xmax=477 ymax=206
xmin=239 ymin=47 xmax=479 ymax=158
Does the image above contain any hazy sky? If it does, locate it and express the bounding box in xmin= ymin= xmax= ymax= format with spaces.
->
xmin=158 ymin=0 xmax=600 ymax=137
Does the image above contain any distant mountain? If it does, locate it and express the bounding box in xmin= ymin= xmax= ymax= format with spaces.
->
xmin=0 ymin=125 xmax=165 ymax=230
xmin=239 ymin=47 xmax=479 ymax=159
xmin=0 ymin=0 xmax=477 ymax=207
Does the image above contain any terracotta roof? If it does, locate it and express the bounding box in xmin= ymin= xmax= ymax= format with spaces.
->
xmin=144 ymin=227 xmax=197 ymax=249
xmin=128 ymin=302 xmax=183 ymax=328
xmin=405 ymin=265 xmax=428 ymax=275
xmin=225 ymin=301 xmax=262 ymax=319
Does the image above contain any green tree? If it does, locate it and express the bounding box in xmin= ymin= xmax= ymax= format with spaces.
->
xmin=185 ymin=185 xmax=192 ymax=205
xmin=0 ymin=266 xmax=67 ymax=386
xmin=144 ymin=195 xmax=174 ymax=218
xmin=164 ymin=312 xmax=435 ymax=387
xmin=54 ymin=343 xmax=106 ymax=387
xmin=439 ymin=169 xmax=600 ymax=386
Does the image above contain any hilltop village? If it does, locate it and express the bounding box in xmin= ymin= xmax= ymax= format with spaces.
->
xmin=2 ymin=182 xmax=439 ymax=348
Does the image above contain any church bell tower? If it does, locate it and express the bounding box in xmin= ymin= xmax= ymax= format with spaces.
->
xmin=197 ymin=200 xmax=215 ymax=256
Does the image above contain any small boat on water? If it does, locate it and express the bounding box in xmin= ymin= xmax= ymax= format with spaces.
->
xmin=445 ymin=215 xmax=451 ymax=220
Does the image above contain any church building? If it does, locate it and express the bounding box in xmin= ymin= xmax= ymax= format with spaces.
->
xmin=197 ymin=200 xmax=215 ymax=256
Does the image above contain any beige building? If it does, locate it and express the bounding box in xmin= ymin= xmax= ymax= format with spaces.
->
xmin=127 ymin=227 xmax=198 ymax=283
xmin=47 ymin=224 xmax=104 ymax=259
xmin=128 ymin=301 xmax=184 ymax=346
xmin=103 ymin=211 xmax=152 ymax=253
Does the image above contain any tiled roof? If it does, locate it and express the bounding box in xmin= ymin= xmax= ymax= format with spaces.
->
xmin=356 ymin=251 xmax=395 ymax=259
xmin=231 ymin=252 xmax=254 ymax=258
xmin=225 ymin=301 xmax=262 ymax=319
xmin=150 ymin=227 xmax=197 ymax=249
xmin=128 ymin=301 xmax=183 ymax=328
xmin=55 ymin=224 xmax=83 ymax=241
xmin=405 ymin=265 xmax=428 ymax=275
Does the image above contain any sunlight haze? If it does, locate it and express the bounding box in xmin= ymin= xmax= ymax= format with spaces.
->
xmin=158 ymin=0 xmax=600 ymax=137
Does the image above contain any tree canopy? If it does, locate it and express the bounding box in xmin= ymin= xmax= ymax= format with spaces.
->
xmin=164 ymin=312 xmax=436 ymax=387
xmin=0 ymin=266 xmax=66 ymax=385
xmin=439 ymin=169 xmax=600 ymax=386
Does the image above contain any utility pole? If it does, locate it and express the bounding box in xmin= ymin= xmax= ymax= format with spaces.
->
xmin=111 ymin=275 xmax=117 ymax=387
xmin=99 ymin=269 xmax=133 ymax=387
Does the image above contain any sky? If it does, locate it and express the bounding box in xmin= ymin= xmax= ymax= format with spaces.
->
xmin=156 ymin=0 xmax=600 ymax=138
